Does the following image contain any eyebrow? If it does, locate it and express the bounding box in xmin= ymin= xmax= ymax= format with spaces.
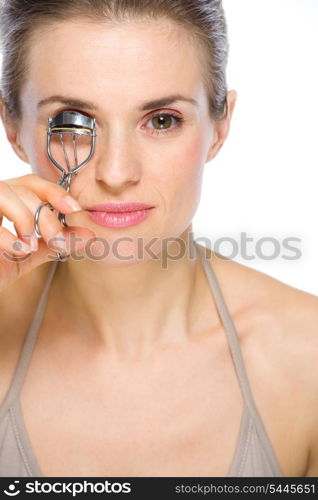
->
xmin=37 ymin=94 xmax=198 ymax=112
xmin=139 ymin=95 xmax=198 ymax=111
xmin=37 ymin=96 xmax=98 ymax=111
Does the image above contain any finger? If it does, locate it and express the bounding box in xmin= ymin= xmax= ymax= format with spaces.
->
xmin=0 ymin=225 xmax=32 ymax=255
xmin=0 ymin=224 xmax=95 ymax=280
xmin=9 ymin=185 xmax=72 ymax=253
xmin=0 ymin=182 xmax=37 ymax=249
xmin=11 ymin=185 xmax=96 ymax=257
xmin=6 ymin=174 xmax=82 ymax=215
xmin=7 ymin=183 xmax=80 ymax=252
xmin=47 ymin=225 xmax=96 ymax=257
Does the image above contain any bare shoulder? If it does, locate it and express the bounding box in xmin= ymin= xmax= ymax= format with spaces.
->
xmin=0 ymin=261 xmax=53 ymax=405
xmin=206 ymin=248 xmax=318 ymax=342
xmin=208 ymin=249 xmax=318 ymax=476
xmin=212 ymin=251 xmax=318 ymax=363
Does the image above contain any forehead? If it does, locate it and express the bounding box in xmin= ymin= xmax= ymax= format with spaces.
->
xmin=23 ymin=18 xmax=206 ymax=111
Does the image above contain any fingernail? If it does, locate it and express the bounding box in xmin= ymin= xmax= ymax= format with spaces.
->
xmin=55 ymin=232 xmax=68 ymax=253
xmin=63 ymin=196 xmax=82 ymax=212
xmin=14 ymin=239 xmax=32 ymax=254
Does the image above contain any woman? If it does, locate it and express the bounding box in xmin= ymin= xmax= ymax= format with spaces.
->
xmin=0 ymin=0 xmax=317 ymax=478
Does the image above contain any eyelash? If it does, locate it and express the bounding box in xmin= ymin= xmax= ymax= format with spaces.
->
xmin=52 ymin=109 xmax=184 ymax=136
xmin=143 ymin=111 xmax=184 ymax=136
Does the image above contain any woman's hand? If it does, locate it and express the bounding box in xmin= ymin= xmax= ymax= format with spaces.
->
xmin=0 ymin=173 xmax=95 ymax=292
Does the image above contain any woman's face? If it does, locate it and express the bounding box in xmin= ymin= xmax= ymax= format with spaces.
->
xmin=17 ymin=18 xmax=226 ymax=263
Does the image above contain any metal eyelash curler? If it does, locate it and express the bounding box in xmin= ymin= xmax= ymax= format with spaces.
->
xmin=34 ymin=110 xmax=97 ymax=261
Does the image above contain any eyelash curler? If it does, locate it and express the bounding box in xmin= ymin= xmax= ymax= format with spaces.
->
xmin=34 ymin=110 xmax=97 ymax=261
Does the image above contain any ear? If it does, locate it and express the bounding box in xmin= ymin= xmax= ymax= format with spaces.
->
xmin=205 ymin=89 xmax=237 ymax=163
xmin=0 ymin=97 xmax=30 ymax=164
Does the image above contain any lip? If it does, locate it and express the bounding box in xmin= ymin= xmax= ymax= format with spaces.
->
xmin=86 ymin=202 xmax=154 ymax=212
xmin=87 ymin=207 xmax=154 ymax=228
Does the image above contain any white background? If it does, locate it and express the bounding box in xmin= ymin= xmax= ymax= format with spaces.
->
xmin=193 ymin=0 xmax=318 ymax=295
xmin=0 ymin=0 xmax=317 ymax=295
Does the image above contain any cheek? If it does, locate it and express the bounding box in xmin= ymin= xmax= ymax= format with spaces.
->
xmin=19 ymin=107 xmax=57 ymax=181
xmin=27 ymin=129 xmax=63 ymax=183
xmin=32 ymin=149 xmax=58 ymax=182
xmin=155 ymin=134 xmax=206 ymax=211
xmin=27 ymin=128 xmax=97 ymax=185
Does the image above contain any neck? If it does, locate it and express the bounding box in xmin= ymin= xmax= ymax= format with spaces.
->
xmin=51 ymin=229 xmax=211 ymax=360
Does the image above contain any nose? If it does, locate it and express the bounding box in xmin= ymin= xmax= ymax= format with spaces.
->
xmin=94 ymin=125 xmax=141 ymax=190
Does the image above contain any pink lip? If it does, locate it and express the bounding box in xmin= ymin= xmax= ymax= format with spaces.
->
xmin=87 ymin=209 xmax=153 ymax=228
xmin=86 ymin=202 xmax=153 ymax=212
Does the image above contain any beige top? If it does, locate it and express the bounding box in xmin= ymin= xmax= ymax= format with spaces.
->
xmin=0 ymin=241 xmax=283 ymax=477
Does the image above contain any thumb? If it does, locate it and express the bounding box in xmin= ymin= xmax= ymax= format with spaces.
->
xmin=10 ymin=226 xmax=96 ymax=272
xmin=48 ymin=225 xmax=96 ymax=260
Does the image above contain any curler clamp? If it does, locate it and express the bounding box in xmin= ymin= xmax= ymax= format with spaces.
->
xmin=34 ymin=110 xmax=96 ymax=261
